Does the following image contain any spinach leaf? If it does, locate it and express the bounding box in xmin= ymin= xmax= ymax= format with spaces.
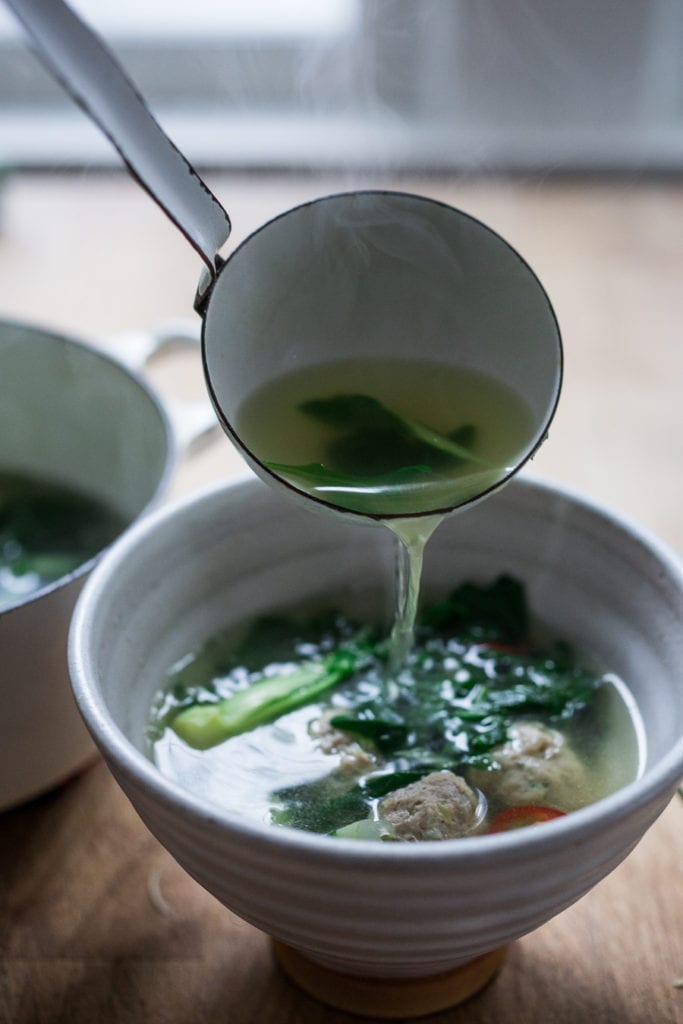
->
xmin=300 ymin=395 xmax=484 ymax=465
xmin=271 ymin=778 xmax=369 ymax=834
xmin=329 ymin=711 xmax=408 ymax=753
xmin=362 ymin=770 xmax=432 ymax=798
xmin=420 ymin=575 xmax=529 ymax=643
xmin=265 ymin=393 xmax=486 ymax=487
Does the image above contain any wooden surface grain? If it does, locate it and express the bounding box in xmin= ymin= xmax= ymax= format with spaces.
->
xmin=2 ymin=764 xmax=682 ymax=1024
xmin=1 ymin=172 xmax=683 ymax=1023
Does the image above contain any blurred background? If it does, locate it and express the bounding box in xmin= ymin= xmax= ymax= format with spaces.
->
xmin=2 ymin=0 xmax=683 ymax=171
xmin=0 ymin=0 xmax=681 ymax=546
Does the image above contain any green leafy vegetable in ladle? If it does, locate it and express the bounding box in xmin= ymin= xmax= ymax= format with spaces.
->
xmin=264 ymin=393 xmax=489 ymax=488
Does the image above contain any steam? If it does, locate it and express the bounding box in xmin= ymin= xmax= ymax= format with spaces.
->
xmin=285 ymin=0 xmax=443 ymax=178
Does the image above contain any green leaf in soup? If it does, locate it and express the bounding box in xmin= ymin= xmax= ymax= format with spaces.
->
xmin=300 ymin=394 xmax=400 ymax=432
xmin=329 ymin=712 xmax=408 ymax=753
xmin=326 ymin=429 xmax=430 ymax=477
xmin=361 ymin=770 xmax=432 ymax=798
xmin=420 ymin=574 xmax=529 ymax=642
xmin=271 ymin=779 xmax=370 ymax=834
xmin=297 ymin=393 xmax=490 ymax=478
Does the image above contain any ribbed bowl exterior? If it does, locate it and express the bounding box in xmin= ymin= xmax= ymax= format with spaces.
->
xmin=70 ymin=476 xmax=683 ymax=978
xmin=118 ymin=763 xmax=672 ymax=977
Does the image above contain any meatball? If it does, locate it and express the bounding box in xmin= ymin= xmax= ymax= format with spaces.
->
xmin=470 ymin=721 xmax=589 ymax=812
xmin=379 ymin=770 xmax=482 ymax=841
xmin=309 ymin=710 xmax=376 ymax=776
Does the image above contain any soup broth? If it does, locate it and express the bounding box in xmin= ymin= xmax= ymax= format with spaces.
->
xmin=235 ymin=358 xmax=537 ymax=518
xmin=148 ymin=577 xmax=643 ymax=840
xmin=0 ymin=470 xmax=125 ymax=610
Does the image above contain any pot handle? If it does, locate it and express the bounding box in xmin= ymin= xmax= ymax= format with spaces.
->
xmin=107 ymin=321 xmax=219 ymax=454
xmin=5 ymin=0 xmax=230 ymax=305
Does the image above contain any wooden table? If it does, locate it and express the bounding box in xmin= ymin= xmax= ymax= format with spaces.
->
xmin=1 ymin=173 xmax=682 ymax=1023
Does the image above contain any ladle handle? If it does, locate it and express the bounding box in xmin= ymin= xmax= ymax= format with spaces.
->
xmin=5 ymin=0 xmax=231 ymax=298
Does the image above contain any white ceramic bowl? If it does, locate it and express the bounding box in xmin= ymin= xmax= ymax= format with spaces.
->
xmin=69 ymin=475 xmax=683 ymax=985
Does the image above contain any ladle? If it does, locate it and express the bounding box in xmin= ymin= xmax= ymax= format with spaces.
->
xmin=6 ymin=0 xmax=563 ymax=524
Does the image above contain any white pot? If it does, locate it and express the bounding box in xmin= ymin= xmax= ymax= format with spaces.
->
xmin=0 ymin=318 xmax=209 ymax=810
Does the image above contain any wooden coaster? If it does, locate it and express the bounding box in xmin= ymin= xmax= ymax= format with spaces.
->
xmin=272 ymin=941 xmax=508 ymax=1019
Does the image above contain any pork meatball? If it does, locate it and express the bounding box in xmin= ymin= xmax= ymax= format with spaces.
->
xmin=470 ymin=721 xmax=589 ymax=812
xmin=378 ymin=770 xmax=482 ymax=841
xmin=309 ymin=710 xmax=376 ymax=776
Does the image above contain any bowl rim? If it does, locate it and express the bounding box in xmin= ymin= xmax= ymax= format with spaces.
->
xmin=69 ymin=471 xmax=683 ymax=863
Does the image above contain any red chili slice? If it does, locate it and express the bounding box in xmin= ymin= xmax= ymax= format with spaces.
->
xmin=478 ymin=642 xmax=530 ymax=655
xmin=489 ymin=805 xmax=567 ymax=833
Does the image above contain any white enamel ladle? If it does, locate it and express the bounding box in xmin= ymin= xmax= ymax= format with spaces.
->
xmin=5 ymin=0 xmax=563 ymax=524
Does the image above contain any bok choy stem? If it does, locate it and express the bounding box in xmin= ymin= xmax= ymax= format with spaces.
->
xmin=171 ymin=649 xmax=358 ymax=750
